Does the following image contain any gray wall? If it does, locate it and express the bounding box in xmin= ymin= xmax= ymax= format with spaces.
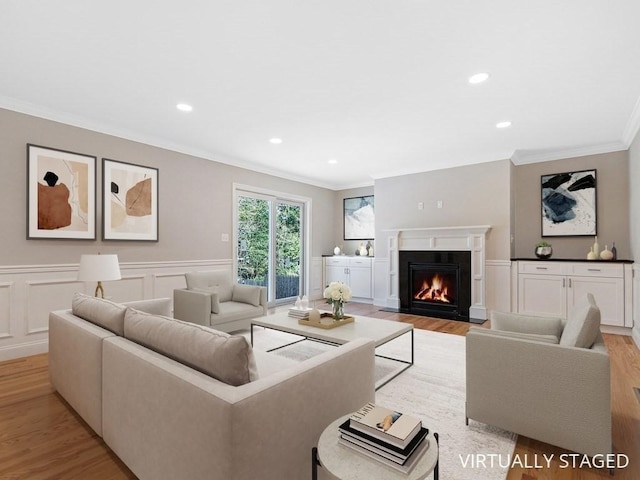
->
xmin=374 ymin=159 xmax=512 ymax=261
xmin=513 ymin=150 xmax=630 ymax=259
xmin=0 ymin=108 xmax=337 ymax=265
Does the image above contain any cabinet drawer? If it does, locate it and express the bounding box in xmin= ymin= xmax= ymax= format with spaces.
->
xmin=349 ymin=257 xmax=372 ymax=267
xmin=325 ymin=257 xmax=349 ymax=267
xmin=569 ymin=263 xmax=623 ymax=278
xmin=519 ymin=262 xmax=565 ymax=275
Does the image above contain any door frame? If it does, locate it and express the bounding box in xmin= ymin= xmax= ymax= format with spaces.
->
xmin=232 ymin=183 xmax=312 ymax=307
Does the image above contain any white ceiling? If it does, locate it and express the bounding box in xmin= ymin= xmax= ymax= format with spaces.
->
xmin=2 ymin=1 xmax=640 ymax=190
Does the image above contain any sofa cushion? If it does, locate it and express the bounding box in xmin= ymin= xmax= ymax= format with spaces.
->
xmin=232 ymin=284 xmax=261 ymax=307
xmin=123 ymin=297 xmax=172 ymax=317
xmin=123 ymin=308 xmax=258 ymax=386
xmin=559 ymin=293 xmax=601 ymax=348
xmin=185 ymin=271 xmax=233 ymax=302
xmin=72 ymin=292 xmax=126 ymax=336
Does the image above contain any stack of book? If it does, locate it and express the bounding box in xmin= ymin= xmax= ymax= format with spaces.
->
xmin=339 ymin=402 xmax=429 ymax=474
xmin=287 ymin=307 xmax=312 ymax=319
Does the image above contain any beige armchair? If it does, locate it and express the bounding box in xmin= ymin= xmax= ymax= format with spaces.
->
xmin=466 ymin=293 xmax=611 ymax=458
xmin=174 ymin=271 xmax=267 ymax=333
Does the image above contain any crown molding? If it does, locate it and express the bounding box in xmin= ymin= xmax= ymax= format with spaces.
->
xmin=0 ymin=96 xmax=341 ymax=191
xmin=511 ymin=141 xmax=628 ymax=165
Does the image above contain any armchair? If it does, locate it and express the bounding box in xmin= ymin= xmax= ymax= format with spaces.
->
xmin=174 ymin=271 xmax=267 ymax=333
xmin=466 ymin=293 xmax=611 ymax=458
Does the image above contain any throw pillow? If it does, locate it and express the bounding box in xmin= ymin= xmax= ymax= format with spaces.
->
xmin=559 ymin=294 xmax=601 ymax=348
xmin=232 ymin=284 xmax=261 ymax=307
xmin=123 ymin=298 xmax=172 ymax=317
xmin=123 ymin=308 xmax=259 ymax=386
xmin=71 ymin=292 xmax=126 ymax=335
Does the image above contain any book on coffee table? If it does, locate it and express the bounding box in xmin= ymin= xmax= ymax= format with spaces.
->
xmin=338 ymin=419 xmax=428 ymax=463
xmin=349 ymin=402 xmax=422 ymax=449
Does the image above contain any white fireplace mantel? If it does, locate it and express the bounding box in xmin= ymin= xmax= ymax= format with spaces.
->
xmin=385 ymin=225 xmax=491 ymax=320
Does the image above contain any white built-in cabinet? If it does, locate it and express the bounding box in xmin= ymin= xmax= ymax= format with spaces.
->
xmin=514 ymin=260 xmax=632 ymax=328
xmin=323 ymin=256 xmax=373 ymax=300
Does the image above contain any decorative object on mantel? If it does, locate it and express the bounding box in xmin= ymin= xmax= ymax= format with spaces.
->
xmin=600 ymin=245 xmax=614 ymax=261
xmin=358 ymin=243 xmax=368 ymax=256
xmin=541 ymin=169 xmax=596 ymax=237
xmin=324 ymin=281 xmax=352 ymax=320
xmin=77 ymin=253 xmax=121 ymax=298
xmin=611 ymin=242 xmax=617 ymax=260
xmin=334 ymin=246 xmax=341 ymax=255
xmin=593 ymin=236 xmax=600 ymax=257
xmin=587 ymin=247 xmax=598 ymax=260
xmin=534 ymin=241 xmax=552 ymax=259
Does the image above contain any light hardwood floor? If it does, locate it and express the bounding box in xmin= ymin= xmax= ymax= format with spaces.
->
xmin=0 ymin=304 xmax=638 ymax=479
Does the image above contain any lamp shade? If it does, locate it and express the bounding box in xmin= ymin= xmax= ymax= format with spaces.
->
xmin=77 ymin=254 xmax=122 ymax=282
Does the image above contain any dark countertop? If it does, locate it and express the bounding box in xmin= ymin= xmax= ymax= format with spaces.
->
xmin=511 ymin=258 xmax=633 ymax=264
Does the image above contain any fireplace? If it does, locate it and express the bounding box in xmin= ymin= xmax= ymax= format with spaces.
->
xmin=399 ymin=250 xmax=471 ymax=321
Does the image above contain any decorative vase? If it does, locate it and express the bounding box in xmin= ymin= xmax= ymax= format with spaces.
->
xmin=593 ymin=236 xmax=600 ymax=257
xmin=587 ymin=247 xmax=598 ymax=260
xmin=332 ymin=301 xmax=344 ymax=321
xmin=333 ymin=246 xmax=341 ymax=255
xmin=534 ymin=245 xmax=552 ymax=259
xmin=600 ymin=245 xmax=613 ymax=261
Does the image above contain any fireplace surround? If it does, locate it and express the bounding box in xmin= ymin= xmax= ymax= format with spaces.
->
xmin=399 ymin=250 xmax=471 ymax=321
xmin=385 ymin=225 xmax=491 ymax=321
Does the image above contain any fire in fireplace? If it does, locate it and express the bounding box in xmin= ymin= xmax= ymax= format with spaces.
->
xmin=399 ymin=250 xmax=471 ymax=321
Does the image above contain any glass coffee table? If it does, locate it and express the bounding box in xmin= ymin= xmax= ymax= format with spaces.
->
xmin=251 ymin=311 xmax=413 ymax=389
xmin=312 ymin=414 xmax=439 ymax=480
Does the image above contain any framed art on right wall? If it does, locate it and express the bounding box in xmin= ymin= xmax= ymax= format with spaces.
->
xmin=541 ymin=169 xmax=596 ymax=237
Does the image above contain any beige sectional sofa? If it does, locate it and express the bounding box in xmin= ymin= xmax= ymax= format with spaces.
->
xmin=49 ymin=293 xmax=376 ymax=480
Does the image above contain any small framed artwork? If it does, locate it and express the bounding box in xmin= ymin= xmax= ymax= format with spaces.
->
xmin=344 ymin=195 xmax=375 ymax=240
xmin=102 ymin=158 xmax=158 ymax=241
xmin=27 ymin=144 xmax=96 ymax=239
xmin=541 ymin=169 xmax=596 ymax=237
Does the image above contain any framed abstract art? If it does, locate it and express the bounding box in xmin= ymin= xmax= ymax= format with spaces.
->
xmin=27 ymin=144 xmax=96 ymax=239
xmin=102 ymin=158 xmax=158 ymax=241
xmin=344 ymin=195 xmax=375 ymax=240
xmin=541 ymin=169 xmax=596 ymax=237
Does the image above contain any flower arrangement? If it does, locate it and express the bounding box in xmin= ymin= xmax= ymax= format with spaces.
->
xmin=323 ymin=281 xmax=352 ymax=320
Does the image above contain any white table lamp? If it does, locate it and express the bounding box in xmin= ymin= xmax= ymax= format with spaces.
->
xmin=77 ymin=254 xmax=122 ymax=298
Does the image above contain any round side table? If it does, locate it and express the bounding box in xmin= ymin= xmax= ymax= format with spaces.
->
xmin=313 ymin=415 xmax=439 ymax=480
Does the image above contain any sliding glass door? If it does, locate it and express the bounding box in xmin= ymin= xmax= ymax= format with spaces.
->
xmin=236 ymin=190 xmax=304 ymax=306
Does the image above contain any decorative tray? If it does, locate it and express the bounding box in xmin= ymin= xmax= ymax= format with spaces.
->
xmin=298 ymin=313 xmax=355 ymax=329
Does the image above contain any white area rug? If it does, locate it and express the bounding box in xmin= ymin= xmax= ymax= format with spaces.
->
xmin=245 ymin=327 xmax=516 ymax=480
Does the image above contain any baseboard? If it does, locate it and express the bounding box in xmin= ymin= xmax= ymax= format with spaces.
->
xmin=0 ymin=339 xmax=48 ymax=362
xmin=632 ymin=327 xmax=640 ymax=349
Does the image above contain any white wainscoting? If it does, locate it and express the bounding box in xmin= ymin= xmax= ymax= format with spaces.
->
xmin=0 ymin=259 xmax=229 ymax=361
xmin=0 ymin=257 xmax=326 ymax=361
xmin=633 ymin=264 xmax=640 ymax=348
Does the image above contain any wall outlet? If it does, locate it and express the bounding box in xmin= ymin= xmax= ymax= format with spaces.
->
xmin=437 ymin=200 xmax=443 ymax=209
xmin=418 ymin=202 xmax=424 ymax=210
xmin=221 ymin=233 xmax=229 ymax=242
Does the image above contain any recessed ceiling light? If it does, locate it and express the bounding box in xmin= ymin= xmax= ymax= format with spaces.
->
xmin=468 ymin=72 xmax=489 ymax=84
xmin=176 ymin=103 xmax=193 ymax=112
xmin=328 ymin=159 xmax=338 ymax=165
xmin=269 ymin=138 xmax=283 ymax=144
xmin=496 ymin=121 xmax=512 ymax=129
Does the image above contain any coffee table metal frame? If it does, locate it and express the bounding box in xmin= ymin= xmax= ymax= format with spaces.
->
xmin=250 ymin=312 xmax=414 ymax=390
